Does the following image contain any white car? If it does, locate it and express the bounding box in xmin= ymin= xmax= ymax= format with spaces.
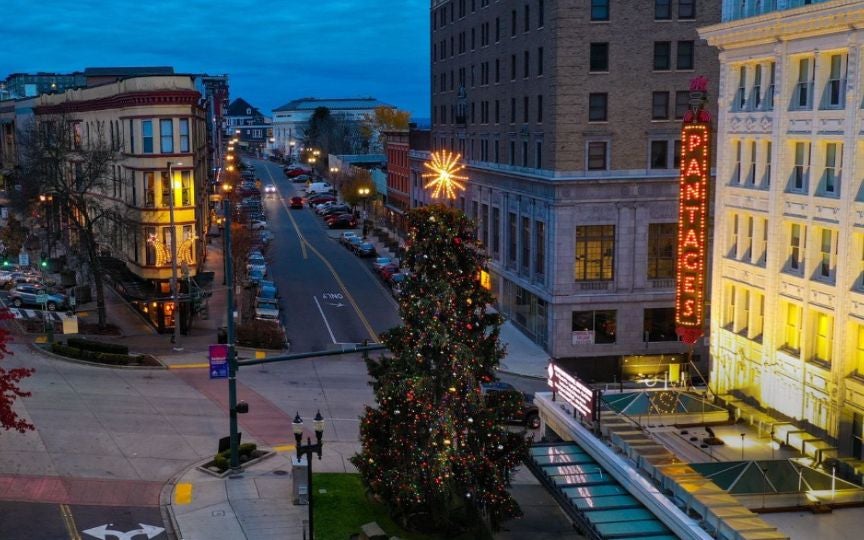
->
xmin=250 ymin=219 xmax=268 ymax=230
xmin=264 ymin=184 xmax=277 ymax=194
xmin=254 ymin=298 xmax=280 ymax=321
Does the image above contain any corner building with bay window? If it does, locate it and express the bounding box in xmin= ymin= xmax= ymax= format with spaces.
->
xmin=428 ymin=0 xmax=719 ymax=379
xmin=20 ymin=76 xmax=210 ymax=332
xmin=701 ymin=0 xmax=864 ymax=453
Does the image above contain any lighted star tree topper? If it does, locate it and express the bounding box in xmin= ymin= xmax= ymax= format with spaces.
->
xmin=422 ymin=151 xmax=468 ymax=199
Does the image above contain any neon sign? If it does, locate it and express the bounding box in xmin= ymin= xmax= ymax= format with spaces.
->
xmin=675 ymin=122 xmax=710 ymax=344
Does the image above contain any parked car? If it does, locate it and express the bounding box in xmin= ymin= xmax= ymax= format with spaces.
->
xmin=290 ymin=196 xmax=304 ymax=209
xmin=328 ymin=214 xmax=357 ymax=229
xmin=250 ymin=219 xmax=268 ymax=230
xmin=372 ymin=257 xmax=393 ymax=272
xmin=378 ymin=263 xmax=400 ymax=281
xmin=9 ymin=284 xmax=66 ymax=311
xmin=324 ymin=212 xmax=352 ymax=225
xmin=480 ymin=382 xmax=541 ymax=429
xmin=307 ymin=195 xmax=335 ymax=207
xmin=321 ymin=205 xmax=351 ymax=217
xmin=355 ymin=242 xmax=376 ymax=257
xmin=339 ymin=232 xmax=359 ymax=245
xmin=258 ymin=230 xmax=274 ymax=244
xmin=244 ymin=268 xmax=265 ymax=288
xmin=254 ymin=298 xmax=280 ymax=321
xmin=285 ymin=168 xmax=306 ymax=178
xmin=389 ymin=272 xmax=407 ymax=296
xmin=246 ymin=255 xmax=267 ymax=275
xmin=346 ymin=237 xmax=364 ymax=252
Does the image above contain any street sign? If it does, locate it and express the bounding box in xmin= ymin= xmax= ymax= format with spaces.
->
xmin=36 ymin=293 xmax=49 ymax=305
xmin=18 ymin=252 xmax=29 ymax=266
xmin=209 ymin=344 xmax=229 ymax=379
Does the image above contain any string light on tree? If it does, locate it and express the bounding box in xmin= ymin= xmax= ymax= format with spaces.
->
xmin=422 ymin=151 xmax=468 ymax=200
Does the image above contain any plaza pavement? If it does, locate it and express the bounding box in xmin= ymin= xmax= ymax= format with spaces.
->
xmin=2 ymin=229 xmax=574 ymax=540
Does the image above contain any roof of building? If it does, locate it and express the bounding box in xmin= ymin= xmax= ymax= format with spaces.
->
xmin=226 ymin=98 xmax=262 ymax=117
xmin=273 ymin=97 xmax=394 ymax=112
xmin=83 ymin=66 xmax=175 ymax=76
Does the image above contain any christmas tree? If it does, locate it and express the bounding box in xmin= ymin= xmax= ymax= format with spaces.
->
xmin=351 ymin=205 xmax=528 ymax=535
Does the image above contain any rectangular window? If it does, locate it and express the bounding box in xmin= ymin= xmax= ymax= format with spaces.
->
xmin=796 ymin=58 xmax=813 ymax=109
xmin=537 ymin=46 xmax=544 ymax=76
xmin=729 ymin=214 xmax=739 ymax=258
xmin=673 ymin=139 xmax=682 ymax=169
xmin=511 ymin=9 xmax=517 ymax=35
xmin=676 ymin=41 xmax=694 ymax=70
xmin=678 ymin=0 xmax=695 ymax=18
xmin=511 ymin=54 xmax=517 ymax=80
xmin=522 ymin=140 xmax=529 ymax=166
xmin=181 ymin=170 xmax=192 ymax=206
xmin=492 ymin=207 xmax=500 ymax=255
xmin=535 ymin=140 xmax=543 ymax=168
xmin=825 ymin=54 xmax=845 ymax=108
xmin=537 ymin=95 xmax=543 ymax=123
xmin=160 ymin=119 xmax=173 ymax=153
xmin=508 ymin=212 xmax=517 ymax=265
xmin=572 ymin=310 xmax=616 ymax=344
xmin=495 ymin=99 xmax=500 ymax=123
xmin=535 ymin=221 xmax=545 ymax=274
xmin=790 ymin=223 xmax=803 ymax=271
xmin=495 ymin=58 xmax=500 ymax=83
xmin=587 ymin=141 xmax=607 ymax=170
xmin=509 ymin=140 xmax=516 ymax=165
xmin=144 ymin=172 xmax=155 ymax=207
xmin=674 ymin=90 xmax=690 ymax=119
xmin=179 ymin=118 xmax=190 ymax=152
xmin=652 ymin=91 xmax=669 ymax=120
xmin=647 ymin=223 xmax=676 ymax=278
xmin=523 ymin=96 xmax=529 ymax=123
xmin=524 ymin=4 xmax=530 ymax=31
xmin=856 ymin=325 xmax=864 ymax=374
xmin=574 ymin=225 xmax=615 ymax=281
xmin=591 ymin=0 xmax=609 ymax=21
xmin=752 ymin=64 xmax=762 ymax=110
xmin=654 ymin=42 xmax=671 ymax=70
xmin=814 ymin=312 xmax=834 ymax=364
xmin=650 ymin=140 xmax=669 ymax=169
xmin=748 ymin=140 xmax=757 ymax=185
xmin=129 ymin=119 xmax=135 ymax=153
xmin=824 ymin=142 xmax=841 ymax=194
xmin=495 ymin=16 xmax=500 ymax=41
xmin=161 ymin=172 xmax=172 ymax=208
xmin=655 ymin=0 xmax=671 ymax=19
xmin=588 ymin=93 xmax=607 ymax=121
xmin=142 ymin=120 xmax=153 ymax=153
xmin=784 ymin=302 xmax=801 ymax=353
xmin=538 ymin=0 xmax=544 ymax=27
xmin=644 ymin=308 xmax=677 ymax=342
xmin=590 ymin=43 xmax=609 ymax=72
xmin=725 ymin=285 xmax=736 ymax=329
xmin=733 ymin=140 xmax=742 ymax=183
xmin=510 ymin=97 xmax=516 ymax=123
xmin=524 ymin=50 xmax=530 ymax=78
xmin=793 ymin=141 xmax=810 ymax=191
xmin=145 ymin=226 xmax=156 ymax=265
xmin=819 ymin=228 xmax=835 ymax=278
xmin=521 ymin=217 xmax=530 ymax=270
xmin=481 ymin=204 xmax=489 ymax=247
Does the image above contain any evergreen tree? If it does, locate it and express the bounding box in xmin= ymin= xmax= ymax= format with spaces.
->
xmin=352 ymin=205 xmax=527 ymax=535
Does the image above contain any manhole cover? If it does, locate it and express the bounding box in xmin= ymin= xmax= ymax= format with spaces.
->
xmin=273 ymin=470 xmax=288 ymax=476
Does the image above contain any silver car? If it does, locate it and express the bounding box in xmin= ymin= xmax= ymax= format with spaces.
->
xmin=9 ymin=284 xmax=66 ymax=311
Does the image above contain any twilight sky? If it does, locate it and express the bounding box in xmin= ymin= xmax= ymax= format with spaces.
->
xmin=2 ymin=0 xmax=430 ymax=118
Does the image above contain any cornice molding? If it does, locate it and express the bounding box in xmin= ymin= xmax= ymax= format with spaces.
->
xmin=34 ymin=90 xmax=201 ymax=115
xmin=700 ymin=1 xmax=864 ymax=50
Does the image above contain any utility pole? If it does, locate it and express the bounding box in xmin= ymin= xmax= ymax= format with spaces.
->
xmin=224 ymin=198 xmax=240 ymax=469
xmin=168 ymin=161 xmax=183 ymax=351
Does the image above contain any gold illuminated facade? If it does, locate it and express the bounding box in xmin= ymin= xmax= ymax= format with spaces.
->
xmin=701 ymin=0 xmax=864 ymax=453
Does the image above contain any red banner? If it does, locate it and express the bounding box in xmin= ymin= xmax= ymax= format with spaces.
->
xmin=675 ymin=123 xmax=710 ymax=344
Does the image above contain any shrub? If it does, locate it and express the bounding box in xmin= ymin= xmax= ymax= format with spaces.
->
xmin=239 ymin=442 xmax=257 ymax=456
xmin=212 ymin=454 xmax=229 ymax=471
xmin=67 ymin=337 xmax=129 ymax=355
xmin=236 ymin=321 xmax=285 ymax=349
xmin=51 ymin=342 xmax=138 ymax=365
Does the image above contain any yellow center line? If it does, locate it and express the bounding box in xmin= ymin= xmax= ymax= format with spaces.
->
xmin=262 ymin=160 xmax=378 ymax=343
xmin=174 ymin=482 xmax=193 ymax=505
xmin=265 ymin=164 xmax=308 ymax=259
xmin=59 ymin=503 xmax=82 ymax=540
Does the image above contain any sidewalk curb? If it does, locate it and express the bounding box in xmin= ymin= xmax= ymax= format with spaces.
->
xmin=496 ymin=367 xmax=548 ymax=381
xmin=159 ymin=458 xmax=202 ymax=540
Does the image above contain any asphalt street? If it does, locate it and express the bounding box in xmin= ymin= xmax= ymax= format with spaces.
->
xmin=251 ymin=158 xmax=401 ymax=352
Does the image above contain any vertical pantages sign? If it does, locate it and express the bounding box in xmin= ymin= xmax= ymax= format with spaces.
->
xmin=675 ymin=77 xmax=711 ymax=345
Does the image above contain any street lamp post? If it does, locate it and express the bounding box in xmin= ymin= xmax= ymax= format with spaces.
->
xmin=223 ymin=196 xmax=241 ymax=469
xmin=357 ymin=187 xmax=370 ymax=239
xmin=293 ymin=411 xmax=325 ymax=540
xmin=167 ymin=161 xmax=183 ymax=351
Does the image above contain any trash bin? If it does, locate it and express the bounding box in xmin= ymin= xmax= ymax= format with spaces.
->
xmin=217 ymin=327 xmax=228 ymax=344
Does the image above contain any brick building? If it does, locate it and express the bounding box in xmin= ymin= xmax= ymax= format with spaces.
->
xmin=429 ymin=0 xmax=720 ymax=379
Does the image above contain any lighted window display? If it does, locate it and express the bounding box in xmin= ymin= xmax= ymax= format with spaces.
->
xmin=813 ymin=312 xmax=834 ymax=364
xmin=647 ymin=223 xmax=676 ymax=279
xmin=784 ymin=302 xmax=802 ymax=354
xmin=574 ymin=225 xmax=615 ymax=281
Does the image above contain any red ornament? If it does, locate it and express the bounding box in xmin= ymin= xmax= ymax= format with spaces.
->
xmin=454 ymin=237 xmax=462 ymax=245
xmin=466 ymin=323 xmax=473 ymax=330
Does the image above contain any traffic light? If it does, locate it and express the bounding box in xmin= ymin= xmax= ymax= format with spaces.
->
xmin=40 ymin=252 xmax=48 ymax=268
xmin=2 ymin=258 xmax=8 ymax=268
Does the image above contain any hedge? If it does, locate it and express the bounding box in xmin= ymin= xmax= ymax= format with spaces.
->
xmin=67 ymin=337 xmax=129 ymax=355
xmin=50 ymin=342 xmax=139 ymax=365
xmin=236 ymin=321 xmax=285 ymax=349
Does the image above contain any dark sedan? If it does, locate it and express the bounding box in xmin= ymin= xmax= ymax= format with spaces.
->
xmin=355 ymin=242 xmax=376 ymax=257
xmin=328 ymin=214 xmax=357 ymax=229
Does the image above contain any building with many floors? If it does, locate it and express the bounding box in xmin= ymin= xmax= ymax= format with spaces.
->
xmin=0 ymin=75 xmax=211 ymax=333
xmin=428 ymin=0 xmax=720 ymax=380
xmin=225 ymin=98 xmax=272 ymax=156
xmin=701 ymin=0 xmax=864 ymax=454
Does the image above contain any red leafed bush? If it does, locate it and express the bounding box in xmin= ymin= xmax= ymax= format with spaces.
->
xmin=0 ymin=308 xmax=34 ymax=433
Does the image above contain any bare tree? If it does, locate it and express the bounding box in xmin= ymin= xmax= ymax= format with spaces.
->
xmin=17 ymin=115 xmax=121 ymax=328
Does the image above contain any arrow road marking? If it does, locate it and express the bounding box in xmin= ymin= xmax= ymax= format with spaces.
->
xmin=82 ymin=523 xmax=165 ymax=540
